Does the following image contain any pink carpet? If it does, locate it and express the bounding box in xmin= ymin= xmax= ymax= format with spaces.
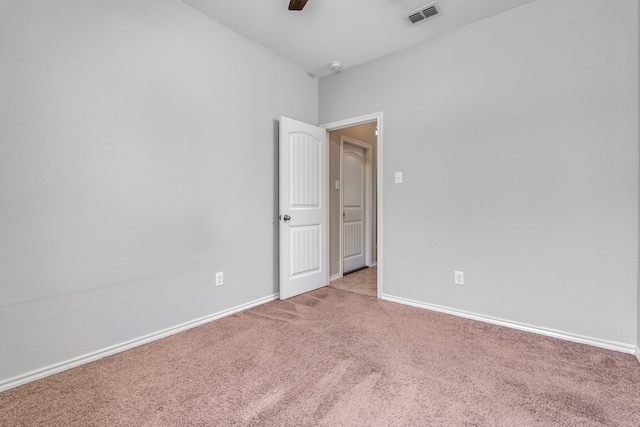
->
xmin=1 ymin=287 xmax=639 ymax=426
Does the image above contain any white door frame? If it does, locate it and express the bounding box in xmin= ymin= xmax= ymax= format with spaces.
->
xmin=321 ymin=112 xmax=383 ymax=299
xmin=340 ymin=136 xmax=373 ymax=275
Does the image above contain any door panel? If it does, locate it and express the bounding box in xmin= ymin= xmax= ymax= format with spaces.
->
xmin=290 ymin=225 xmax=320 ymax=277
xmin=343 ymin=222 xmax=362 ymax=258
xmin=343 ymin=144 xmax=366 ymax=273
xmin=279 ymin=116 xmax=327 ymax=299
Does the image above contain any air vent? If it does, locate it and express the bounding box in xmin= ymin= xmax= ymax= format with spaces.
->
xmin=403 ymin=2 xmax=443 ymax=25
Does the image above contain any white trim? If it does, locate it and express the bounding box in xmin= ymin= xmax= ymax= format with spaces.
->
xmin=338 ymin=136 xmax=344 ymax=276
xmin=322 ymin=112 xmax=383 ymax=299
xmin=0 ymin=293 xmax=279 ymax=392
xmin=321 ymin=113 xmax=379 ymax=131
xmin=330 ymin=273 xmax=343 ymax=282
xmin=635 ymin=347 xmax=640 ymax=364
xmin=381 ymin=293 xmax=636 ymax=355
xmin=325 ymin=126 xmax=330 ymax=289
xmin=340 ymin=136 xmax=373 ymax=273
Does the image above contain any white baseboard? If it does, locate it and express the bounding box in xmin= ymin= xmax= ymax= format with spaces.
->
xmin=329 ymin=273 xmax=343 ymax=282
xmin=381 ymin=293 xmax=636 ymax=355
xmin=635 ymin=347 xmax=640 ymax=364
xmin=0 ymin=293 xmax=279 ymax=393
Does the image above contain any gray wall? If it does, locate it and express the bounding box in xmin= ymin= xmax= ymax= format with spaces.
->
xmin=320 ymin=0 xmax=639 ymax=346
xmin=328 ymin=123 xmax=378 ymax=277
xmin=0 ymin=0 xmax=317 ymax=383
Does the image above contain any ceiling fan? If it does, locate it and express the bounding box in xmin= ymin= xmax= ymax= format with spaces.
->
xmin=288 ymin=0 xmax=309 ymax=11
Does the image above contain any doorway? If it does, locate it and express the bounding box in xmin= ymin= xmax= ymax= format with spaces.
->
xmin=322 ymin=113 xmax=382 ymax=298
xmin=341 ymin=137 xmax=372 ymax=274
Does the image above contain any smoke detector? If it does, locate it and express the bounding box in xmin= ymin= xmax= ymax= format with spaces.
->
xmin=403 ymin=2 xmax=443 ymax=25
xmin=329 ymin=61 xmax=342 ymax=72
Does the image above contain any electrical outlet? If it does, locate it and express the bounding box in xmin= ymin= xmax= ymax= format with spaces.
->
xmin=454 ymin=271 xmax=464 ymax=285
xmin=215 ymin=272 xmax=223 ymax=287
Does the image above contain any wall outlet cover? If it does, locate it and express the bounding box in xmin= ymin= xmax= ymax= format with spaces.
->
xmin=454 ymin=271 xmax=464 ymax=285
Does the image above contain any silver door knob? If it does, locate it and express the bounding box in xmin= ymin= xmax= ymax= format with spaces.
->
xmin=283 ymin=215 xmax=291 ymax=221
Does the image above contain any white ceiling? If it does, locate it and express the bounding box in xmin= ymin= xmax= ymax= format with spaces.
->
xmin=181 ymin=0 xmax=536 ymax=78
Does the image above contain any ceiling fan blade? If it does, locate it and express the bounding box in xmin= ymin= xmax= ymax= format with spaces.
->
xmin=288 ymin=0 xmax=309 ymax=11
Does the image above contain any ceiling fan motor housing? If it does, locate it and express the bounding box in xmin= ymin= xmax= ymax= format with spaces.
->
xmin=288 ymin=0 xmax=309 ymax=11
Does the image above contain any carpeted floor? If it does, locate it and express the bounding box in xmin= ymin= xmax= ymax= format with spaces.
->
xmin=1 ymin=287 xmax=639 ymax=426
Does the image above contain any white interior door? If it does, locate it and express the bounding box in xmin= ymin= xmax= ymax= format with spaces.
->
xmin=342 ymin=144 xmax=366 ymax=273
xmin=279 ymin=116 xmax=328 ymax=300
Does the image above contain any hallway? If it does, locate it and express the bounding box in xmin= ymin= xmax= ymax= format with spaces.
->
xmin=328 ymin=267 xmax=377 ymax=297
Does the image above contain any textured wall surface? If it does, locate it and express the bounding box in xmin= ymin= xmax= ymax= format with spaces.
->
xmin=320 ymin=0 xmax=639 ymax=346
xmin=0 ymin=0 xmax=317 ymax=383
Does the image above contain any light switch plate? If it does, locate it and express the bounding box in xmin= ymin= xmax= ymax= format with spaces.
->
xmin=395 ymin=172 xmax=403 ymax=184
